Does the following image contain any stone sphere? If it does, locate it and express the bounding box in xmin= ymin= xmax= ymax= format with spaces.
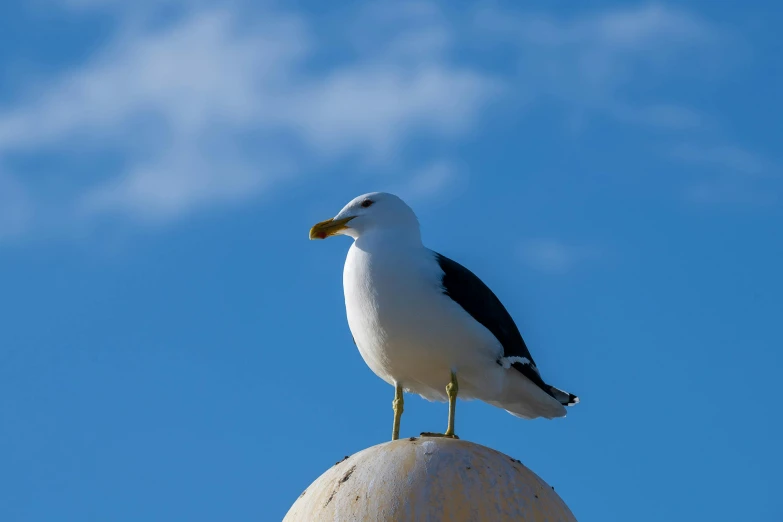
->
xmin=284 ymin=436 xmax=577 ymax=522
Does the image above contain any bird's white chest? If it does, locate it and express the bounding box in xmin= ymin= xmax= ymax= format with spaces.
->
xmin=343 ymin=242 xmax=496 ymax=391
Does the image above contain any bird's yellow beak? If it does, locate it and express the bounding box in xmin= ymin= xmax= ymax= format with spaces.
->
xmin=309 ymin=216 xmax=355 ymax=240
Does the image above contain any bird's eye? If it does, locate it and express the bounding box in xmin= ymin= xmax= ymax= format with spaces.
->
xmin=361 ymin=199 xmax=374 ymax=208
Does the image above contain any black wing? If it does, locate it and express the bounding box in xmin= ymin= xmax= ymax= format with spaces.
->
xmin=434 ymin=252 xmax=556 ymax=399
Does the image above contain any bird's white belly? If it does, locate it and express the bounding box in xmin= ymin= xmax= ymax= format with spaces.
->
xmin=344 ymin=245 xmax=501 ymax=401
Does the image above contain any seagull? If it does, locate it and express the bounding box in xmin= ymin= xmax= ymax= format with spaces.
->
xmin=310 ymin=192 xmax=578 ymax=440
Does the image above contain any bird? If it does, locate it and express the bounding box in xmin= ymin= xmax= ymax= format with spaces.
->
xmin=309 ymin=192 xmax=578 ymax=440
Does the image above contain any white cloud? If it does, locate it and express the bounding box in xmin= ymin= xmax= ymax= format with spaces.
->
xmin=473 ymin=3 xmax=717 ymax=127
xmin=0 ymin=10 xmax=299 ymax=150
xmin=280 ymin=67 xmax=495 ymax=158
xmin=519 ymin=239 xmax=601 ymax=274
xmin=80 ymin=143 xmax=277 ymax=222
xmin=476 ymin=3 xmax=715 ymax=61
xmin=0 ymin=5 xmax=498 ymax=224
xmin=397 ymin=159 xmax=464 ymax=201
xmin=0 ymin=2 xmax=736 ymax=238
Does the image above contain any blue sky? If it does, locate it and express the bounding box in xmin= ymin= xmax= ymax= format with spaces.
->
xmin=1 ymin=0 xmax=781 ymax=520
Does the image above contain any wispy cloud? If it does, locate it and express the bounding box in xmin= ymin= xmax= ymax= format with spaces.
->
xmin=0 ymin=5 xmax=497 ymax=226
xmin=475 ymin=4 xmax=778 ymax=207
xmin=519 ymin=239 xmax=602 ymax=274
xmin=474 ymin=3 xmax=718 ymax=129
xmin=0 ymin=2 xmax=738 ymax=240
xmin=669 ymin=144 xmax=780 ymax=205
xmin=671 ymin=144 xmax=774 ymax=176
xmin=396 ymin=159 xmax=465 ymax=202
xmin=476 ymin=3 xmax=714 ymax=50
xmin=611 ymin=103 xmax=707 ymax=130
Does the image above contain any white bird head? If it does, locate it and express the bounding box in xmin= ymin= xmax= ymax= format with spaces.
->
xmin=309 ymin=192 xmax=420 ymax=241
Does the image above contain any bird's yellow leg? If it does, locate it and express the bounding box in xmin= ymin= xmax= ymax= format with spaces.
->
xmin=421 ymin=372 xmax=460 ymax=439
xmin=444 ymin=371 xmax=459 ymax=437
xmin=392 ymin=384 xmax=404 ymax=441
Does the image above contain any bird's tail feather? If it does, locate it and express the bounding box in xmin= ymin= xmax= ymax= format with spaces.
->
xmin=484 ymin=374 xmax=572 ymax=420
xmin=548 ymin=385 xmax=579 ymax=406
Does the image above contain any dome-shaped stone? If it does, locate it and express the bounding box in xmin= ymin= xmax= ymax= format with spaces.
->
xmin=284 ymin=436 xmax=577 ymax=521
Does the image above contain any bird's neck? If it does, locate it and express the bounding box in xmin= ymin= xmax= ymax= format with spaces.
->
xmin=353 ymin=228 xmax=423 ymax=254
